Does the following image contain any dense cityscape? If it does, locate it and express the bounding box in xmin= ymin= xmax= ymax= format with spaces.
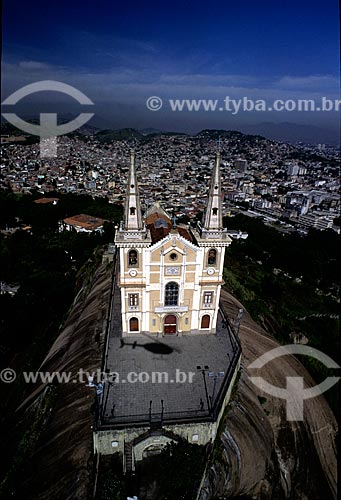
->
xmin=1 ymin=129 xmax=339 ymax=234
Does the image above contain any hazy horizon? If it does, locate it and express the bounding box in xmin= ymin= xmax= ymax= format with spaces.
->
xmin=1 ymin=0 xmax=340 ymax=144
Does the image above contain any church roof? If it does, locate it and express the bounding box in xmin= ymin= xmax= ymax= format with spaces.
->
xmin=177 ymin=226 xmax=193 ymax=242
xmin=144 ymin=201 xmax=172 ymax=223
xmin=144 ymin=201 xmax=193 ymax=245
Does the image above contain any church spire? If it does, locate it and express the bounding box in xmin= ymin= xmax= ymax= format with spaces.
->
xmin=124 ymin=149 xmax=143 ymax=230
xmin=203 ymin=152 xmax=223 ymax=230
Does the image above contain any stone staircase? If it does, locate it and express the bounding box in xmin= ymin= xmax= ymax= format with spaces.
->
xmin=124 ymin=440 xmax=134 ymax=474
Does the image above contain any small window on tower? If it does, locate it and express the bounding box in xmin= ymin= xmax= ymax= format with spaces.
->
xmin=128 ymin=293 xmax=139 ymax=308
xmin=130 ymin=207 xmax=136 ymax=215
xmin=207 ymin=249 xmax=217 ymax=265
xmin=203 ymin=292 xmax=213 ymax=305
xmin=128 ymin=249 xmax=138 ymax=266
xmin=212 ymin=207 xmax=218 ymax=215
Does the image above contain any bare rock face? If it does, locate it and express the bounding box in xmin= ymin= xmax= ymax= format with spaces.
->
xmin=199 ymin=291 xmax=337 ymax=500
xmin=200 ymin=374 xmax=275 ymax=499
xmin=14 ymin=263 xmax=113 ymax=500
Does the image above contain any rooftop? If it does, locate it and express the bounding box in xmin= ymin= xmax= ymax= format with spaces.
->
xmin=144 ymin=202 xmax=194 ymax=245
xmin=63 ymin=213 xmax=106 ymax=230
xmin=33 ymin=197 xmax=60 ymax=204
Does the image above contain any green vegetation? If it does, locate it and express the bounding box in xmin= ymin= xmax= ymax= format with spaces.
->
xmin=96 ymin=454 xmax=125 ymax=500
xmin=223 ymin=214 xmax=340 ymax=415
xmin=96 ymin=441 xmax=206 ymax=500
xmin=138 ymin=440 xmax=206 ymax=500
xmin=0 ymin=189 xmax=123 ymax=495
xmin=0 ymin=189 xmax=122 ymax=373
xmin=0 ymin=188 xmax=123 ymax=230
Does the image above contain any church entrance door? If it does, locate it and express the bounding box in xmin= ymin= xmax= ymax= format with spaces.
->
xmin=164 ymin=315 xmax=177 ymax=335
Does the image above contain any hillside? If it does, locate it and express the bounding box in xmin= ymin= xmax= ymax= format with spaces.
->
xmin=198 ymin=289 xmax=337 ymax=499
xmin=0 ymin=261 xmax=336 ymax=499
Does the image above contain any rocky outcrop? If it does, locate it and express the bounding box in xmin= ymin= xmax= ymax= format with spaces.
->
xmin=199 ymin=290 xmax=337 ymax=500
xmin=5 ymin=264 xmax=337 ymax=500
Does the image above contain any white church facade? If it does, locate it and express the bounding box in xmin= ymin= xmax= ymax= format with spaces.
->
xmin=114 ymin=150 xmax=232 ymax=337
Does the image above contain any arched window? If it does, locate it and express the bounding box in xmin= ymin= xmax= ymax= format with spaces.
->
xmin=165 ymin=282 xmax=179 ymax=306
xmin=130 ymin=207 xmax=136 ymax=215
xmin=207 ymin=248 xmax=217 ymax=265
xmin=201 ymin=315 xmax=210 ymax=329
xmin=212 ymin=207 xmax=218 ymax=215
xmin=128 ymin=249 xmax=138 ymax=266
xmin=129 ymin=317 xmax=139 ymax=332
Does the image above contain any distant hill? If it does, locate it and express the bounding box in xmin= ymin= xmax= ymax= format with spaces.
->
xmin=0 ymin=118 xmax=99 ymax=138
xmin=241 ymin=122 xmax=338 ymax=145
xmin=76 ymin=124 xmax=100 ymax=136
xmin=197 ymin=129 xmax=244 ymax=138
xmin=93 ymin=124 xmax=339 ymax=146
xmin=95 ymin=128 xmax=144 ymax=143
xmin=139 ymin=127 xmax=164 ymax=135
xmin=95 ymin=127 xmax=188 ymax=143
xmin=197 ymin=129 xmax=268 ymax=142
xmin=1 ymin=120 xmax=40 ymax=144
xmin=1 ymin=118 xmax=338 ymax=146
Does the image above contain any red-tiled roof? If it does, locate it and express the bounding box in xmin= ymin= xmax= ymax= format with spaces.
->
xmin=63 ymin=214 xmax=105 ymax=230
xmin=177 ymin=227 xmax=193 ymax=242
xmin=146 ymin=218 xmax=194 ymax=245
xmin=145 ymin=211 xmax=171 ymax=226
xmin=145 ymin=204 xmax=194 ymax=244
xmin=147 ymin=224 xmax=171 ymax=244
xmin=34 ymin=197 xmax=59 ymax=204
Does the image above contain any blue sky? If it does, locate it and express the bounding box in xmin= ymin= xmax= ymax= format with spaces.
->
xmin=1 ymin=0 xmax=340 ymax=141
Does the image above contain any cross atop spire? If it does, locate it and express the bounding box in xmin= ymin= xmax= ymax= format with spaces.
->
xmin=124 ymin=149 xmax=143 ymax=230
xmin=203 ymin=151 xmax=223 ymax=230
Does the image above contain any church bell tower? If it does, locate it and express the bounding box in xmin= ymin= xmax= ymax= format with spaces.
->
xmin=191 ymin=150 xmax=232 ymax=332
xmin=115 ymin=149 xmax=231 ymax=337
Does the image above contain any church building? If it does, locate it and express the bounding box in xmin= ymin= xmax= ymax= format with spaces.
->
xmin=95 ymin=151 xmax=241 ymax=468
xmin=114 ymin=150 xmax=232 ymax=336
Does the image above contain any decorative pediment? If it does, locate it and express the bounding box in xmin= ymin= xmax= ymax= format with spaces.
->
xmin=149 ymin=232 xmax=200 ymax=254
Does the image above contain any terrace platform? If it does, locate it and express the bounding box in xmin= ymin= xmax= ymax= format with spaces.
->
xmin=97 ymin=265 xmax=241 ymax=429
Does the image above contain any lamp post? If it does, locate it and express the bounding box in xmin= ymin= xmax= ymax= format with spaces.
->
xmin=208 ymin=370 xmax=225 ymax=407
xmin=234 ymin=308 xmax=244 ymax=336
